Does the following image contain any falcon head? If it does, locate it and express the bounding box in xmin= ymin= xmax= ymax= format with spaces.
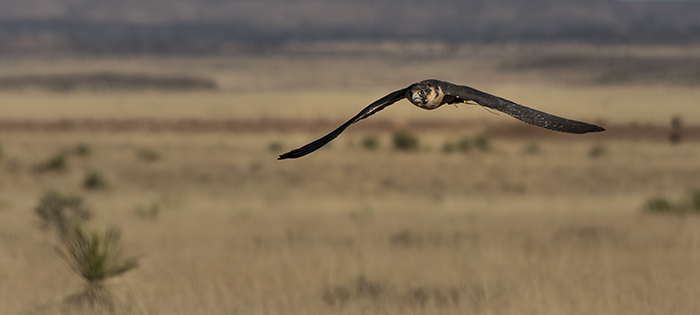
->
xmin=407 ymin=82 xmax=442 ymax=109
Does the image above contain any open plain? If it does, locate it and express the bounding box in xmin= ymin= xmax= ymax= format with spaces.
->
xmin=1 ymin=43 xmax=700 ymax=314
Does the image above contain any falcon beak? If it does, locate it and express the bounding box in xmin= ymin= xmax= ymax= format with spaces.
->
xmin=411 ymin=92 xmax=421 ymax=102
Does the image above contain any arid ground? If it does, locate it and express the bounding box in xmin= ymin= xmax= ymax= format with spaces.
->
xmin=2 ymin=43 xmax=700 ymax=314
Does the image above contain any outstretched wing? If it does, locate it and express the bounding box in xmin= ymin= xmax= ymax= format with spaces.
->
xmin=278 ymin=87 xmax=409 ymax=160
xmin=437 ymin=80 xmax=605 ymax=134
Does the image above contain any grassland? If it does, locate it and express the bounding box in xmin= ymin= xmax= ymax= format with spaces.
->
xmin=1 ymin=43 xmax=700 ymax=314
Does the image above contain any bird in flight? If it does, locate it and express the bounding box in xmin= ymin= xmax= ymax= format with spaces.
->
xmin=278 ymin=79 xmax=604 ymax=160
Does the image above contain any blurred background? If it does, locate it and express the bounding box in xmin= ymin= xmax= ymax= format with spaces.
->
xmin=2 ymin=1 xmax=700 ymax=314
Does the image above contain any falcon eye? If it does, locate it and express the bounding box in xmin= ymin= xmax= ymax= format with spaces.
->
xmin=419 ymin=90 xmax=426 ymax=97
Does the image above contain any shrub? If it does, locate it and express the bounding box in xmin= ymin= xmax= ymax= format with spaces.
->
xmin=137 ymin=148 xmax=160 ymax=162
xmin=73 ymin=143 xmax=91 ymax=157
xmin=690 ymin=190 xmax=700 ymax=211
xmin=442 ymin=141 xmax=455 ymax=154
xmin=35 ymin=191 xmax=92 ymax=237
xmin=644 ymin=196 xmax=673 ymax=213
xmin=135 ymin=203 xmax=160 ymax=220
xmin=83 ymin=171 xmax=109 ymax=190
xmin=267 ymin=141 xmax=283 ymax=153
xmin=58 ymin=224 xmax=138 ymax=312
xmin=589 ymin=144 xmax=607 ymax=158
xmin=322 ymin=275 xmax=386 ymax=306
xmin=473 ymin=134 xmax=491 ymax=152
xmin=35 ymin=151 xmax=69 ymax=172
xmin=523 ymin=142 xmax=541 ymax=155
xmin=59 ymin=224 xmax=138 ymax=283
xmin=348 ymin=205 xmax=374 ymax=224
xmin=643 ymin=190 xmax=700 ymax=214
xmin=361 ymin=135 xmax=380 ymax=150
xmin=393 ymin=130 xmax=419 ymax=151
xmin=456 ymin=136 xmax=472 ymax=152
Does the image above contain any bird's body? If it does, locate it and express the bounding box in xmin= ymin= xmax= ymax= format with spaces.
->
xmin=279 ymin=79 xmax=604 ymax=160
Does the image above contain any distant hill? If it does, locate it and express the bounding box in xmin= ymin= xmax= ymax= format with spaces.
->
xmin=1 ymin=0 xmax=700 ymax=53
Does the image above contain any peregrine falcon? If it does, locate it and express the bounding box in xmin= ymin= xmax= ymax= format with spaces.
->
xmin=278 ymin=79 xmax=604 ymax=160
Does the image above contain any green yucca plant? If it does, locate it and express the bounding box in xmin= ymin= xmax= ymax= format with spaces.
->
xmin=59 ymin=224 xmax=138 ymax=283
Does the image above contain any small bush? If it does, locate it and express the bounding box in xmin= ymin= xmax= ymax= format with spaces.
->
xmin=393 ymin=130 xmax=419 ymax=151
xmin=83 ymin=171 xmax=109 ymax=190
xmin=644 ymin=196 xmax=673 ymax=213
xmin=35 ymin=191 xmax=92 ymax=237
xmin=268 ymin=141 xmax=283 ymax=153
xmin=456 ymin=136 xmax=472 ymax=152
xmin=348 ymin=205 xmax=374 ymax=224
xmin=35 ymin=152 xmax=69 ymax=172
xmin=589 ymin=144 xmax=607 ymax=158
xmin=137 ymin=148 xmax=160 ymax=162
xmin=134 ymin=203 xmax=160 ymax=220
xmin=442 ymin=141 xmax=455 ymax=154
xmin=59 ymin=224 xmax=138 ymax=283
xmin=691 ymin=190 xmax=700 ymax=211
xmin=320 ymin=275 xmax=470 ymax=310
xmin=523 ymin=142 xmax=541 ymax=155
xmin=361 ymin=135 xmax=380 ymax=150
xmin=473 ymin=134 xmax=491 ymax=152
xmin=643 ymin=190 xmax=700 ymax=214
xmin=73 ymin=143 xmax=91 ymax=157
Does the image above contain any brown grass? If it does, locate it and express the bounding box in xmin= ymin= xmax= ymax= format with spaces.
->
xmin=2 ymin=43 xmax=700 ymax=314
xmin=1 ymin=131 xmax=700 ymax=314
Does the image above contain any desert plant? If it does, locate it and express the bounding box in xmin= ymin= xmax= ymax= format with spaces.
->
xmin=523 ymin=142 xmax=541 ymax=155
xmin=83 ymin=171 xmax=109 ymax=190
xmin=393 ymin=130 xmax=419 ymax=151
xmin=473 ymin=134 xmax=491 ymax=152
xmin=456 ymin=136 xmax=472 ymax=152
xmin=267 ymin=141 xmax=283 ymax=153
xmin=644 ymin=196 xmax=673 ymax=213
xmin=58 ymin=224 xmax=138 ymax=313
xmin=361 ymin=135 xmax=380 ymax=150
xmin=59 ymin=224 xmax=138 ymax=283
xmin=35 ymin=191 xmax=92 ymax=237
xmin=589 ymin=144 xmax=607 ymax=158
xmin=690 ymin=190 xmax=700 ymax=211
xmin=442 ymin=141 xmax=455 ymax=154
xmin=73 ymin=143 xmax=91 ymax=157
xmin=35 ymin=151 xmax=69 ymax=172
xmin=134 ymin=203 xmax=160 ymax=220
xmin=348 ymin=205 xmax=374 ymax=225
xmin=643 ymin=190 xmax=700 ymax=214
xmin=137 ymin=148 xmax=160 ymax=162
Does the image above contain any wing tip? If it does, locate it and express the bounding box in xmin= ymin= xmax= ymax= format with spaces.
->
xmin=590 ymin=126 xmax=606 ymax=133
xmin=278 ymin=152 xmax=293 ymax=160
xmin=278 ymin=148 xmax=308 ymax=160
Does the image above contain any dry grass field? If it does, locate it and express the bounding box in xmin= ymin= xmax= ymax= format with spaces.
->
xmin=2 ymin=43 xmax=700 ymax=314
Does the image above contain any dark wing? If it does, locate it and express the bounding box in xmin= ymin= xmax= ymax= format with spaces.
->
xmin=437 ymin=80 xmax=605 ymax=134
xmin=278 ymin=87 xmax=409 ymax=160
